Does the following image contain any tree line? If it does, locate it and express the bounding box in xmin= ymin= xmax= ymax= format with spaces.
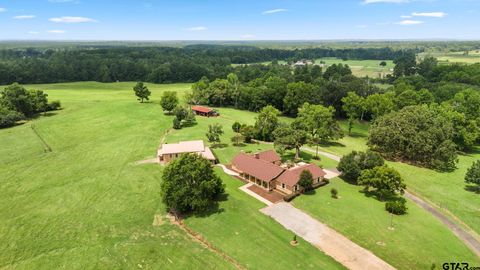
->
xmin=0 ymin=46 xmax=417 ymax=85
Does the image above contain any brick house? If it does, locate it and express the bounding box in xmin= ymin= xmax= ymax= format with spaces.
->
xmin=231 ymin=150 xmax=326 ymax=194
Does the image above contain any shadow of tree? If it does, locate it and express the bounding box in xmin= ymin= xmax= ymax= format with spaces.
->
xmin=465 ymin=185 xmax=480 ymax=194
xmin=211 ymin=143 xmax=229 ymax=149
xmin=185 ymin=193 xmax=229 ymax=219
xmin=359 ymin=188 xmax=399 ymax=202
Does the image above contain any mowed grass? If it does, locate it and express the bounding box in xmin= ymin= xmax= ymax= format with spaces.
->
xmin=293 ymin=177 xmax=480 ymax=269
xmin=185 ymin=168 xmax=345 ymax=270
xmin=0 ymin=82 xmax=237 ymax=269
xmin=0 ymin=82 xmax=343 ymax=269
xmin=319 ymin=120 xmax=480 ymax=235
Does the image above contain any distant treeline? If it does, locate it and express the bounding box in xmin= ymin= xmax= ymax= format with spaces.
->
xmin=0 ymin=46 xmax=419 ymax=85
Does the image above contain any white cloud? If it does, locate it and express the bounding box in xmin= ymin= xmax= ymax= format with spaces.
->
xmin=28 ymin=31 xmax=40 ymax=35
xmin=262 ymin=9 xmax=288 ymax=15
xmin=397 ymin=19 xmax=424 ymax=25
xmin=48 ymin=30 xmax=66 ymax=34
xmin=362 ymin=0 xmax=410 ymax=4
xmin=186 ymin=26 xmax=207 ymax=31
xmin=0 ymin=7 xmax=6 ymax=12
xmin=49 ymin=16 xmax=97 ymax=23
xmin=400 ymin=15 xmax=412 ymax=18
xmin=13 ymin=15 xmax=36 ymax=20
xmin=412 ymin=12 xmax=447 ymax=18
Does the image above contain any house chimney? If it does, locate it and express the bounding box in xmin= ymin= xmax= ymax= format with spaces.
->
xmin=254 ymin=153 xmax=260 ymax=159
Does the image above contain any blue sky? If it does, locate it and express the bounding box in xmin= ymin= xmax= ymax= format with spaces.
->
xmin=0 ymin=0 xmax=479 ymax=40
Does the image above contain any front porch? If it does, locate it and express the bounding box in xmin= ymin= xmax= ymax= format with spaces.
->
xmin=240 ymin=172 xmax=275 ymax=191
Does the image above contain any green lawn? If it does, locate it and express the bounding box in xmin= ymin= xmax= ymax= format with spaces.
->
xmin=293 ymin=177 xmax=480 ymax=269
xmin=1 ymin=81 xmax=477 ymax=269
xmin=318 ymin=120 xmax=480 ymax=235
xmin=185 ymin=168 xmax=345 ymax=270
xmin=0 ymin=82 xmax=237 ymax=269
xmin=0 ymin=82 xmax=342 ymax=269
xmin=419 ymin=50 xmax=480 ymax=64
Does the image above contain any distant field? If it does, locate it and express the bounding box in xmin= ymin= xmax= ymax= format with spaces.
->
xmin=419 ymin=50 xmax=480 ymax=64
xmin=234 ymin=57 xmax=394 ymax=78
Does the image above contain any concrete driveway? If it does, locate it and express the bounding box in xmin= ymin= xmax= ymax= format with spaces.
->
xmin=261 ymin=202 xmax=395 ymax=270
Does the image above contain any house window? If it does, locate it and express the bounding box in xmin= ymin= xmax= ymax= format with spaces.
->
xmin=282 ymin=183 xmax=285 ymax=189
xmin=294 ymin=185 xmax=298 ymax=191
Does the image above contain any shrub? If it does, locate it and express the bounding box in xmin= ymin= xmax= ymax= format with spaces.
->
xmin=465 ymin=160 xmax=480 ymax=188
xmin=385 ymin=199 xmax=407 ymax=215
xmin=172 ymin=117 xmax=181 ymax=129
xmin=0 ymin=106 xmax=24 ymax=128
xmin=330 ymin=188 xmax=338 ymax=199
xmin=47 ymin=100 xmax=61 ymax=111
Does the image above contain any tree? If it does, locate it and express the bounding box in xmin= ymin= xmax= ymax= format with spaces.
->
xmin=337 ymin=150 xmax=384 ymax=183
xmin=172 ymin=117 xmax=181 ymax=129
xmin=0 ymin=106 xmax=24 ymax=128
xmin=232 ymin=122 xmax=242 ymax=133
xmin=227 ymin=73 xmax=240 ymax=107
xmin=298 ymin=170 xmax=314 ymax=192
xmin=183 ymin=109 xmax=197 ymax=127
xmin=365 ymin=93 xmax=395 ymax=119
xmin=417 ymin=56 xmax=438 ymax=77
xmin=206 ymin=123 xmax=224 ymax=146
xmin=283 ymin=82 xmax=319 ymax=117
xmin=296 ymin=103 xmax=343 ymax=157
xmin=342 ymin=92 xmax=366 ymax=135
xmin=395 ymin=90 xmax=420 ymax=109
xmin=160 ymin=91 xmax=178 ymax=113
xmin=30 ymin=90 xmax=49 ymax=115
xmin=393 ymin=54 xmax=416 ymax=77
xmin=465 ymin=160 xmax=480 ymax=189
xmin=330 ymin=188 xmax=338 ymax=199
xmin=358 ymin=165 xmax=406 ymax=200
xmin=254 ymin=105 xmax=280 ymax=141
xmin=1 ymin=83 xmax=35 ymax=116
xmin=368 ymin=105 xmax=458 ymax=171
xmin=379 ymin=61 xmax=387 ymax=67
xmin=273 ymin=123 xmax=308 ymax=159
xmin=161 ymin=154 xmax=225 ymax=213
xmin=240 ymin=125 xmax=256 ymax=143
xmin=173 ymin=106 xmax=188 ymax=121
xmin=133 ymin=82 xmax=151 ymax=103
xmin=385 ymin=199 xmax=407 ymax=215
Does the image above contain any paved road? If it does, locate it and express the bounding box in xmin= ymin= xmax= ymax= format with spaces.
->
xmin=405 ymin=191 xmax=480 ymax=257
xmin=301 ymin=146 xmax=341 ymax=162
xmin=261 ymin=202 xmax=396 ymax=270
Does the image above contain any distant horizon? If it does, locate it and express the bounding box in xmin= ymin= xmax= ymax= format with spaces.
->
xmin=1 ymin=0 xmax=479 ymax=40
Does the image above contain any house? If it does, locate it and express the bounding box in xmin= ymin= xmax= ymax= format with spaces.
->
xmin=191 ymin=105 xmax=218 ymax=117
xmin=231 ymin=150 xmax=326 ymax=194
xmin=275 ymin=164 xmax=326 ymax=194
xmin=253 ymin=149 xmax=282 ymax=165
xmin=293 ymin=59 xmax=313 ymax=67
xmin=157 ymin=140 xmax=216 ymax=163
xmin=231 ymin=153 xmax=284 ymax=190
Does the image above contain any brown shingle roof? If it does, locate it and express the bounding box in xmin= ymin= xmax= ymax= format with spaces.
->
xmin=255 ymin=150 xmax=281 ymax=163
xmin=276 ymin=164 xmax=326 ymax=187
xmin=232 ymin=153 xmax=284 ymax=182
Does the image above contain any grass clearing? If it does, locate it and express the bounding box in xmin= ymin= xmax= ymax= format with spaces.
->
xmin=419 ymin=50 xmax=480 ymax=64
xmin=318 ymin=120 xmax=480 ymax=235
xmin=0 ymin=82 xmax=341 ymax=269
xmin=293 ymin=177 xmax=480 ymax=269
xmin=1 ymin=81 xmax=477 ymax=269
